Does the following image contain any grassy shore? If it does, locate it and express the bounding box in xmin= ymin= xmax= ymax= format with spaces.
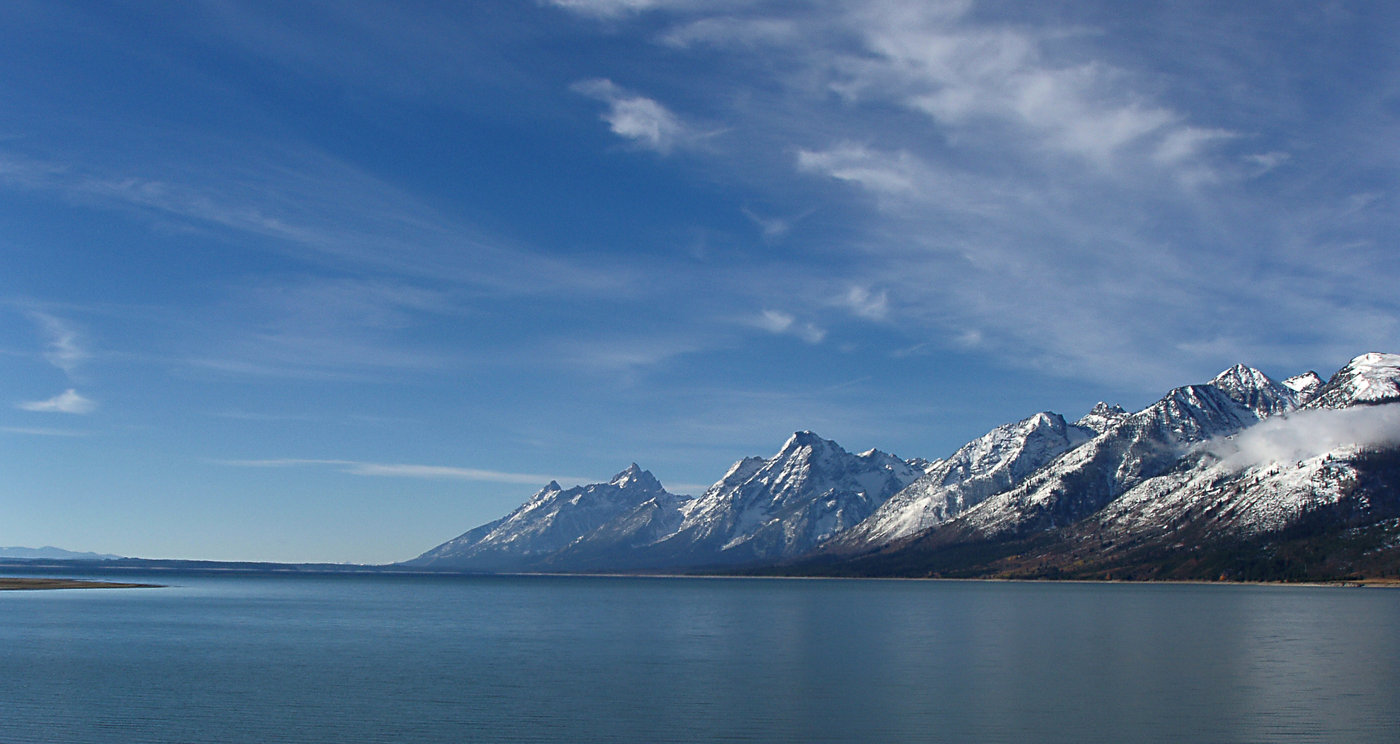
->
xmin=0 ymin=577 xmax=162 ymax=591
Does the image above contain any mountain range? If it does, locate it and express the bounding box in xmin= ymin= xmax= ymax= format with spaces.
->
xmin=0 ymin=546 xmax=123 ymax=561
xmin=404 ymin=353 xmax=1400 ymax=581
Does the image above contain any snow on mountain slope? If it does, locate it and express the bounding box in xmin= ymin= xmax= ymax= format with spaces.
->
xmin=830 ymin=412 xmax=1093 ymax=550
xmin=1093 ymin=448 xmax=1358 ymax=541
xmin=407 ymin=353 xmax=1400 ymax=577
xmin=1096 ymin=402 xmax=1400 ymax=540
xmin=941 ymin=364 xmax=1300 ymax=540
xmin=1304 ymin=352 xmax=1400 ymax=409
xmin=406 ymin=464 xmax=682 ymax=569
xmin=1075 ymin=402 xmax=1129 ymax=435
xmin=1282 ymin=371 xmax=1324 ymax=401
xmin=652 ymin=431 xmax=923 ymax=565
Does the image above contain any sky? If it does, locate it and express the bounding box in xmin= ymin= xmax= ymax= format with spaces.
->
xmin=2 ymin=0 xmax=1397 ymax=563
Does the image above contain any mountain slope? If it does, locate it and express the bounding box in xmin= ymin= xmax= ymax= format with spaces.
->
xmin=406 ymin=464 xmax=684 ymax=571
xmin=407 ymin=353 xmax=1400 ymax=580
xmin=828 ymin=412 xmax=1093 ymax=551
xmin=936 ymin=364 xmax=1300 ymax=541
xmin=642 ymin=431 xmax=923 ymax=567
xmin=809 ymin=355 xmax=1400 ymax=581
xmin=1304 ymin=352 xmax=1400 ymax=409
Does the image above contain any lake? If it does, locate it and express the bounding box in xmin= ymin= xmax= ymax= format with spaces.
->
xmin=1 ymin=572 xmax=1397 ymax=743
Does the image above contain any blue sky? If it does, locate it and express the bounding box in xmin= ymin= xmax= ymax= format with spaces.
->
xmin=2 ymin=0 xmax=1397 ymax=563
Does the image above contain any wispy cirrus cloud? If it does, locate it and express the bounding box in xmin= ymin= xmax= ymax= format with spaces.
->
xmin=0 ymin=425 xmax=92 ymax=437
xmin=185 ymin=276 xmax=466 ymax=381
xmin=27 ymin=312 xmax=87 ymax=375
xmin=549 ymin=0 xmax=660 ymax=17
xmin=796 ymin=144 xmax=921 ymax=196
xmin=823 ymin=2 xmax=1236 ymax=178
xmin=0 ymin=147 xmax=625 ymax=299
xmin=751 ymin=309 xmax=825 ymax=344
xmin=841 ymin=286 xmax=889 ymax=321
xmin=549 ymin=0 xmax=716 ymax=19
xmin=546 ymin=0 xmax=1400 ymax=388
xmin=18 ymin=388 xmax=96 ymax=414
xmin=216 ymin=458 xmax=593 ymax=487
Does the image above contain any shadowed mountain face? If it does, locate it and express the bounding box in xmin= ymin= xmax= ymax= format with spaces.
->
xmin=407 ymin=354 xmax=1400 ymax=581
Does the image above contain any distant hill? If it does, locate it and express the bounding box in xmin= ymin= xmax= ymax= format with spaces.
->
xmin=0 ymin=546 xmax=124 ymax=561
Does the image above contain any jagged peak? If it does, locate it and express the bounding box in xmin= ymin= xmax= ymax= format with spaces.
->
xmin=1025 ymin=411 xmax=1063 ymax=428
xmin=856 ymin=446 xmax=899 ymax=461
xmin=609 ymin=463 xmax=663 ymax=491
xmin=1088 ymin=401 xmax=1127 ymax=416
xmin=1210 ymin=363 xmax=1273 ymax=388
xmin=777 ymin=430 xmax=846 ymax=458
xmin=1075 ymin=402 xmax=1128 ymax=435
xmin=723 ymin=456 xmax=766 ymax=478
xmin=1282 ymin=371 xmax=1324 ymax=394
xmin=783 ymin=429 xmax=827 ymax=447
xmin=522 ymin=479 xmax=566 ymax=506
xmin=1198 ymin=363 xmax=1295 ymax=417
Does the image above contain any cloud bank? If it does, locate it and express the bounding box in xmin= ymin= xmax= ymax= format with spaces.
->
xmin=1209 ymin=405 xmax=1400 ymax=471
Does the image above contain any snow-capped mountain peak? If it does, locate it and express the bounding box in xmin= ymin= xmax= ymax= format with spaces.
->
xmin=1306 ymin=352 xmax=1400 ymax=409
xmin=656 ymin=431 xmax=922 ymax=564
xmin=407 ymin=351 xmax=1400 ymax=580
xmin=775 ymin=430 xmax=842 ymax=460
xmin=831 ymin=410 xmax=1095 ymax=549
xmin=405 ymin=464 xmax=675 ymax=569
xmin=1282 ymin=371 xmax=1324 ymax=397
xmin=609 ymin=463 xmax=662 ymax=491
xmin=1075 ymin=402 xmax=1129 ymax=434
xmin=1207 ymin=363 xmax=1297 ymax=417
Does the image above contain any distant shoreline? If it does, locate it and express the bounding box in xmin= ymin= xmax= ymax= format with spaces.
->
xmin=4 ymin=561 xmax=1398 ymax=588
xmin=0 ymin=577 xmax=162 ymax=591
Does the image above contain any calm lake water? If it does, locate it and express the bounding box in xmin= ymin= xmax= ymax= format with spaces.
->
xmin=1 ymin=572 xmax=1397 ymax=743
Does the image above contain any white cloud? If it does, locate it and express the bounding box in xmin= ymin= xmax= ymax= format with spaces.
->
xmin=740 ymin=206 xmax=793 ymax=239
xmin=755 ymin=308 xmax=796 ymax=333
xmin=834 ymin=3 xmax=1225 ymax=175
xmin=661 ymin=17 xmax=800 ymax=48
xmin=796 ymin=144 xmax=920 ymax=195
xmin=1208 ymin=405 xmax=1400 ymax=471
xmin=752 ymin=309 xmax=825 ymax=343
xmin=28 ymin=312 xmax=87 ymax=375
xmin=843 ymin=286 xmax=889 ymax=320
xmin=185 ymin=277 xmax=463 ymax=380
xmin=18 ymin=389 xmax=97 ymax=414
xmin=0 ymin=149 xmax=622 ymax=299
xmin=549 ymin=0 xmax=666 ymax=18
xmin=1154 ymin=127 xmax=1235 ymax=167
xmin=556 ymin=334 xmax=702 ymax=374
xmin=217 ymin=458 xmax=594 ymax=487
xmin=1244 ymin=151 xmax=1291 ymax=176
xmin=0 ymin=426 xmax=91 ymax=437
xmin=573 ymin=78 xmax=689 ymax=154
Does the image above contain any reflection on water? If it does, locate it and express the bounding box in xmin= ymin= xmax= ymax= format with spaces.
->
xmin=1 ymin=573 xmax=1397 ymax=743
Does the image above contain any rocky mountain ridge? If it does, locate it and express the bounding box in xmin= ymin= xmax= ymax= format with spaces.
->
xmin=406 ymin=353 xmax=1400 ymax=580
